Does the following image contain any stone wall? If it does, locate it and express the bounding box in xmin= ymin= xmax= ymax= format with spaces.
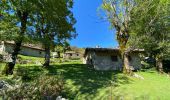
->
xmin=19 ymin=46 xmax=45 ymax=57
xmin=63 ymin=53 xmax=80 ymax=59
xmin=84 ymin=51 xmax=141 ymax=71
xmin=129 ymin=53 xmax=142 ymax=70
xmin=0 ymin=42 xmax=5 ymax=54
xmin=1 ymin=43 xmax=45 ymax=57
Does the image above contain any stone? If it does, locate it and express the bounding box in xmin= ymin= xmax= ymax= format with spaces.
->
xmin=3 ymin=54 xmax=12 ymax=62
xmin=0 ymin=80 xmax=12 ymax=90
xmin=56 ymin=96 xmax=68 ymax=100
xmin=35 ymin=61 xmax=42 ymax=65
xmin=0 ymin=81 xmax=5 ymax=89
xmin=133 ymin=73 xmax=144 ymax=80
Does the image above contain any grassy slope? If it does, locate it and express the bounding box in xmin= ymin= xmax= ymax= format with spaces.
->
xmin=51 ymin=63 xmax=170 ymax=100
xmin=110 ymin=71 xmax=170 ymax=100
xmin=1 ymin=58 xmax=170 ymax=100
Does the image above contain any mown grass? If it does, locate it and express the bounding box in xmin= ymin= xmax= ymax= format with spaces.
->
xmin=1 ymin=58 xmax=170 ymax=100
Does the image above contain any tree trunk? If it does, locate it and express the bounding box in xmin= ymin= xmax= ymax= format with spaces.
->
xmin=3 ymin=41 xmax=22 ymax=75
xmin=123 ymin=52 xmax=132 ymax=74
xmin=43 ymin=46 xmax=50 ymax=67
xmin=156 ymin=58 xmax=163 ymax=73
xmin=3 ymin=11 xmax=28 ymax=75
xmin=57 ymin=51 xmax=60 ymax=58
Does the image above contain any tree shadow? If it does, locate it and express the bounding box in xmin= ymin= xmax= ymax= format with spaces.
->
xmin=15 ymin=65 xmax=44 ymax=82
xmin=46 ymin=64 xmax=132 ymax=99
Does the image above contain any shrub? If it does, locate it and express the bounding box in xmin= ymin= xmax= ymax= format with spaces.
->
xmin=2 ymin=75 xmax=64 ymax=100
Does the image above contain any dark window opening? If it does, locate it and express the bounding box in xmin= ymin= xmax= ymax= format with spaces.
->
xmin=128 ymin=56 xmax=132 ymax=61
xmin=90 ymin=59 xmax=93 ymax=65
xmin=77 ymin=54 xmax=79 ymax=56
xmin=111 ymin=56 xmax=118 ymax=61
xmin=70 ymin=54 xmax=72 ymax=56
xmin=39 ymin=51 xmax=42 ymax=54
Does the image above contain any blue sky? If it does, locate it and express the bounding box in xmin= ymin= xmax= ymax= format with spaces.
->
xmin=70 ymin=0 xmax=118 ymax=48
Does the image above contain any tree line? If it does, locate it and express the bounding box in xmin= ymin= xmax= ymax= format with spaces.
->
xmin=0 ymin=0 xmax=77 ymax=75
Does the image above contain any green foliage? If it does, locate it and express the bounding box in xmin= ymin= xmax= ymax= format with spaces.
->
xmin=0 ymin=0 xmax=77 ymax=69
xmin=2 ymin=75 xmax=64 ymax=99
xmin=101 ymin=0 xmax=133 ymax=49
xmin=15 ymin=65 xmax=43 ymax=81
xmin=141 ymin=61 xmax=155 ymax=69
xmin=128 ymin=0 xmax=170 ymax=59
xmin=0 ymin=0 xmax=37 ymax=42
xmin=1 ymin=60 xmax=170 ymax=99
xmin=70 ymin=46 xmax=85 ymax=53
xmin=31 ymin=0 xmax=77 ymax=48
xmin=0 ymin=1 xmax=19 ymax=41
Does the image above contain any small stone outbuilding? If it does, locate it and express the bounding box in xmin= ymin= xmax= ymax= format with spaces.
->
xmin=83 ymin=48 xmax=143 ymax=71
xmin=63 ymin=51 xmax=80 ymax=59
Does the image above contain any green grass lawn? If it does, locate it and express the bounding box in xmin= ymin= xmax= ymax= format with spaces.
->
xmin=47 ymin=63 xmax=170 ymax=100
xmin=1 ymin=60 xmax=170 ymax=100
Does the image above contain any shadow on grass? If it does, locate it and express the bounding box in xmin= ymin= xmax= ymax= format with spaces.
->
xmin=15 ymin=63 xmax=132 ymax=99
xmin=15 ymin=65 xmax=44 ymax=82
xmin=46 ymin=64 xmax=132 ymax=99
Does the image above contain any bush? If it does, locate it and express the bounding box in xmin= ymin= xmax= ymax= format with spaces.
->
xmin=2 ymin=75 xmax=64 ymax=100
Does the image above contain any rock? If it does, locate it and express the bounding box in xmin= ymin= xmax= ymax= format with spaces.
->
xmin=56 ymin=96 xmax=68 ymax=100
xmin=0 ymin=81 xmax=5 ymax=89
xmin=35 ymin=61 xmax=42 ymax=65
xmin=0 ymin=80 xmax=12 ymax=90
xmin=3 ymin=54 xmax=12 ymax=62
xmin=133 ymin=73 xmax=144 ymax=80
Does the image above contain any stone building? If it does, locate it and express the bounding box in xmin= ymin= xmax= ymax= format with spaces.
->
xmin=83 ymin=48 xmax=144 ymax=71
xmin=63 ymin=51 xmax=80 ymax=59
xmin=0 ymin=41 xmax=45 ymax=57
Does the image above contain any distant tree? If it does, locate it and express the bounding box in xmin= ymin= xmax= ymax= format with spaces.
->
xmin=54 ymin=40 xmax=72 ymax=58
xmin=70 ymin=46 xmax=85 ymax=55
xmin=62 ymin=40 xmax=71 ymax=53
xmin=54 ymin=44 xmax=63 ymax=58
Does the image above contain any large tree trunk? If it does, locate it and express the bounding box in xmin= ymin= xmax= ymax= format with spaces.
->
xmin=3 ymin=11 xmax=28 ymax=75
xmin=43 ymin=46 xmax=51 ymax=67
xmin=4 ymin=41 xmax=22 ymax=75
xmin=123 ymin=52 xmax=132 ymax=74
xmin=156 ymin=58 xmax=163 ymax=73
